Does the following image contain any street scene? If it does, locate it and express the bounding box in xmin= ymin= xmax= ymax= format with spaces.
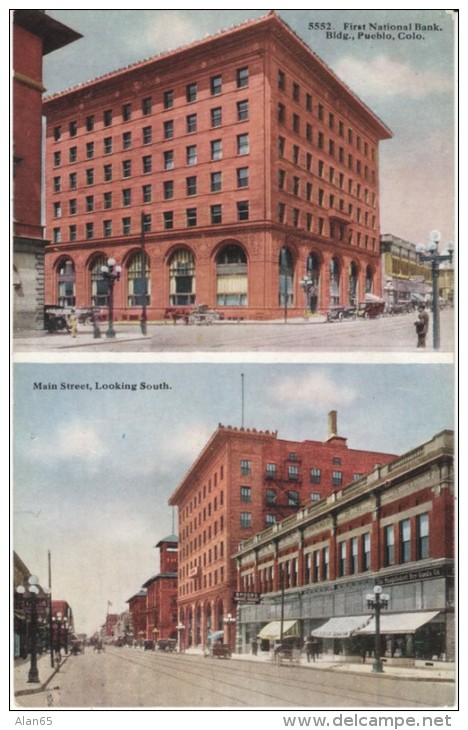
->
xmin=15 ymin=646 xmax=455 ymax=709
xmin=13 ymin=308 xmax=455 ymax=354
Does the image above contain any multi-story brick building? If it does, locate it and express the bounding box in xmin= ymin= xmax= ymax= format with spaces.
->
xmin=168 ymin=412 xmax=396 ymax=651
xmin=12 ymin=9 xmax=81 ymax=330
xmin=235 ymin=430 xmax=454 ymax=664
xmin=126 ymin=589 xmax=147 ymax=644
xmin=43 ymin=11 xmax=392 ymax=321
xmin=141 ymin=534 xmax=178 ymax=643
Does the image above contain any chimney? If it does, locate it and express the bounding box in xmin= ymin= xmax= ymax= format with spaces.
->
xmin=328 ymin=410 xmax=338 ymax=439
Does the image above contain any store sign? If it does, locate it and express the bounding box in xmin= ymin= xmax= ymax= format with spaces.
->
xmin=381 ymin=565 xmax=453 ymax=586
xmin=233 ymin=591 xmax=261 ymax=604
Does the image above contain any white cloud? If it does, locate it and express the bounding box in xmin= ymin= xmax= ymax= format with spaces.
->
xmin=267 ymin=372 xmax=357 ymax=411
xmin=141 ymin=11 xmax=200 ymax=53
xmin=334 ymin=55 xmax=452 ymax=99
xmin=29 ymin=422 xmax=109 ymax=463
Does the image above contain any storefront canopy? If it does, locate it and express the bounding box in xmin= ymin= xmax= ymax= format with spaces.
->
xmin=312 ymin=615 xmax=372 ymax=639
xmin=356 ymin=611 xmax=440 ymax=635
xmin=258 ymin=620 xmax=298 ymax=641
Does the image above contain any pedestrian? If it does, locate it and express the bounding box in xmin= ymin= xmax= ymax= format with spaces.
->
xmin=68 ymin=309 xmax=78 ymax=338
xmin=414 ymin=304 xmax=429 ymax=348
xmin=305 ymin=638 xmax=313 ymax=663
xmin=251 ymin=640 xmax=258 ymax=656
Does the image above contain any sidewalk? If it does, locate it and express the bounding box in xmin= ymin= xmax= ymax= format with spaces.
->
xmin=14 ymin=653 xmax=69 ymax=697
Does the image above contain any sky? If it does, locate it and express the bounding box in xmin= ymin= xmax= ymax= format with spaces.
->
xmin=38 ymin=7 xmax=457 ymax=246
xmin=13 ymin=362 xmax=454 ymax=637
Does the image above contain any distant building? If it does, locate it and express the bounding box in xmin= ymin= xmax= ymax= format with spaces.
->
xmin=12 ymin=9 xmax=81 ymax=330
xmin=43 ymin=11 xmax=392 ymax=321
xmin=169 ymin=412 xmax=397 ymax=651
xmin=235 ymin=430 xmax=454 ymax=664
xmin=380 ymin=233 xmax=432 ymax=310
xmin=126 ymin=589 xmax=147 ymax=643
xmin=142 ymin=534 xmax=178 ymax=643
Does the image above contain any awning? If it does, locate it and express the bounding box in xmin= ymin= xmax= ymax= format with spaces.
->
xmin=356 ymin=611 xmax=440 ymax=635
xmin=258 ymin=620 xmax=298 ymax=641
xmin=312 ymin=615 xmax=372 ymax=639
xmin=207 ymin=630 xmax=224 ymax=642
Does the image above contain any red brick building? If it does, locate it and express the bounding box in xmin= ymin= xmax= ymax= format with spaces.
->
xmin=126 ymin=589 xmax=147 ymax=644
xmin=235 ymin=430 xmax=454 ymax=663
xmin=168 ymin=412 xmax=396 ymax=651
xmin=142 ymin=534 xmax=178 ymax=643
xmin=12 ymin=10 xmax=81 ymax=329
xmin=43 ymin=11 xmax=392 ymax=321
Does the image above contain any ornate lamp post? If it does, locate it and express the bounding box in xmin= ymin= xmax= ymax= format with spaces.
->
xmin=366 ymin=585 xmax=389 ymax=673
xmin=300 ymin=275 xmax=313 ymax=318
xmin=224 ymin=613 xmax=236 ymax=654
xmin=16 ymin=576 xmax=41 ymax=683
xmin=416 ymin=231 xmax=453 ymax=350
xmin=100 ymin=258 xmax=122 ymax=338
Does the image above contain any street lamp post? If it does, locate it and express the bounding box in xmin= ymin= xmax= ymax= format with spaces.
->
xmin=416 ymin=231 xmax=453 ymax=350
xmin=366 ymin=585 xmax=389 ymax=674
xmin=224 ymin=613 xmax=236 ymax=654
xmin=16 ymin=576 xmax=41 ymax=683
xmin=280 ymin=247 xmax=289 ymax=324
xmin=100 ymin=258 xmax=122 ymax=338
xmin=301 ymin=275 xmax=312 ymax=319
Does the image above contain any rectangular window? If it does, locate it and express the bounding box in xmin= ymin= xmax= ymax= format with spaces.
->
xmin=163 ymin=211 xmax=173 ymax=230
xmin=211 ymin=75 xmax=222 ymax=95
xmin=86 ymin=142 xmax=94 ymax=159
xmin=143 ymin=126 xmax=152 ymax=145
xmin=278 ymin=203 xmax=285 ymax=223
xmin=265 ymin=463 xmax=277 ymax=479
xmin=143 ymin=184 xmax=152 ymax=203
xmin=293 ymin=113 xmax=300 ymax=133
xmin=237 ymin=134 xmax=249 ymax=155
xmin=288 ymin=465 xmax=299 ymax=481
xmin=293 ymin=145 xmax=299 ymax=164
xmin=122 ymin=217 xmax=131 ymax=235
xmin=306 ymin=93 xmax=312 ymax=111
xmin=142 ymin=213 xmax=151 ymax=232
xmin=362 ymin=532 xmax=371 ymax=571
xmin=186 ymin=208 xmax=197 ymax=227
xmin=122 ymin=103 xmax=132 ymax=122
xmin=350 ymin=537 xmax=358 ymax=574
xmin=53 ymin=228 xmax=61 ymax=244
xmin=211 ymin=139 xmax=222 ymax=160
xmin=236 ymin=167 xmax=249 ymax=188
xmin=163 ymin=90 xmax=173 ymax=109
xmin=54 ymin=151 xmax=61 ymax=167
xmin=186 ymin=145 xmax=197 ymax=165
xmin=85 ymin=222 xmax=94 ymax=239
xmin=104 ymin=137 xmax=112 ymax=154
xmin=240 ymin=512 xmax=252 ymax=528
xmin=278 ymin=103 xmax=285 ymax=123
xmin=211 ymin=171 xmax=222 ymax=192
xmin=86 ymin=169 xmax=94 ymax=185
xmin=339 ymin=541 xmax=346 ymax=576
xmin=69 ymin=147 xmax=77 ymax=163
xmin=164 ymin=120 xmax=174 ymax=139
xmin=186 ymin=176 xmax=197 ymax=196
xmin=69 ymin=199 xmax=77 ymax=215
xmin=142 ymin=96 xmax=152 ymax=115
xmin=292 ymin=82 xmax=300 ymax=101
xmin=400 ymin=519 xmax=411 ymax=563
xmin=54 ymin=126 xmax=61 ymax=141
xmin=278 ymin=136 xmax=285 ymax=157
xmin=164 ymin=180 xmax=174 ymax=200
xmin=103 ymin=192 xmax=112 ymax=210
xmin=103 ymin=219 xmax=112 ymax=237
xmin=266 ymin=488 xmax=276 ymax=505
xmin=288 ymin=490 xmax=299 ymax=506
xmin=310 ymin=491 xmax=320 ymax=502
xmin=53 ymin=202 xmax=61 ymax=218
xmin=237 ymin=67 xmax=249 ymax=88
xmin=210 ymin=204 xmax=222 ymax=224
xmin=384 ymin=524 xmax=395 ymax=566
xmin=69 ymin=225 xmax=77 ymax=242
xmin=53 ymin=176 xmax=61 ymax=193
xmin=240 ymin=486 xmax=251 ymax=503
xmin=417 ymin=514 xmax=429 ymax=559
xmin=237 ymin=100 xmax=249 ymax=121
xmin=86 ymin=115 xmax=94 ymax=132
xmin=240 ymin=460 xmax=251 ymax=476
xmin=85 ymin=195 xmax=94 ymax=212
xmin=122 ymin=131 xmax=132 ymax=150
xmin=103 ymin=164 xmax=112 ymax=182
xmin=143 ymin=155 xmax=152 ymax=174
xmin=278 ymin=69 xmax=285 ymax=90
xmin=122 ymin=160 xmax=131 ymax=178
xmin=237 ymin=201 xmax=249 ymax=221
xmin=186 ymin=83 xmax=197 ymax=102
xmin=293 ymin=176 xmax=300 ymax=196
xmin=186 ymin=114 xmax=197 ymax=133
xmin=278 ymin=169 xmax=286 ymax=189
xmin=332 ymin=471 xmax=342 ymax=487
xmin=122 ymin=188 xmax=131 ymax=206
xmin=313 ymin=550 xmax=320 ymax=582
xmin=103 ymin=109 xmax=112 ymax=127
xmin=164 ymin=150 xmax=174 ymax=170
xmin=69 ymin=120 xmax=77 ymax=137
xmin=322 ymin=547 xmax=329 ymax=580
xmin=211 ymin=107 xmax=222 ymax=128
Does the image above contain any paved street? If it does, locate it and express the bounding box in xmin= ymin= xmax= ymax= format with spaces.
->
xmin=14 ymin=647 xmax=456 ymax=709
xmin=13 ymin=309 xmax=454 ymax=354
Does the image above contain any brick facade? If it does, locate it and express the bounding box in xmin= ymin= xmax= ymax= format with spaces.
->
xmin=169 ymin=412 xmax=397 ymax=651
xmin=142 ymin=535 xmax=178 ymax=642
xmin=43 ymin=11 xmax=392 ymax=321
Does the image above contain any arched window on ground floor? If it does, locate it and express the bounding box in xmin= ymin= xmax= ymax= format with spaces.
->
xmin=90 ymin=255 xmax=109 ymax=307
xmin=127 ymin=251 xmax=150 ymax=306
xmin=279 ymin=247 xmax=294 ymax=307
xmin=349 ymin=261 xmax=359 ymax=305
xmin=169 ymin=248 xmax=195 ymax=306
xmin=216 ymin=243 xmax=247 ymax=306
xmin=330 ymin=257 xmax=340 ymax=305
xmin=307 ymin=253 xmax=321 ymax=313
xmin=57 ymin=258 xmax=76 ymax=307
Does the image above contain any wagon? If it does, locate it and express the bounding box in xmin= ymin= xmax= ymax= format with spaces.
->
xmin=356 ymin=299 xmax=385 ymax=319
xmin=211 ymin=643 xmax=231 ymax=659
xmin=44 ymin=305 xmax=70 ymax=333
xmin=188 ymin=304 xmax=224 ymax=325
xmin=326 ymin=305 xmax=356 ymax=322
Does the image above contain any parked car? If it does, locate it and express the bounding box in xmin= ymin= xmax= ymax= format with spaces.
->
xmin=356 ymin=296 xmax=385 ymax=319
xmin=144 ymin=640 xmax=155 ymax=651
xmin=211 ymin=643 xmax=231 ymax=658
xmin=188 ymin=304 xmax=224 ymax=325
xmin=326 ymin=305 xmax=356 ymax=322
xmin=157 ymin=639 xmax=177 ymax=652
xmin=44 ymin=305 xmax=70 ymax=333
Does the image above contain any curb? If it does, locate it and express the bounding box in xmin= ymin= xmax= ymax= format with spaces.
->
xmin=14 ymin=655 xmax=69 ymax=697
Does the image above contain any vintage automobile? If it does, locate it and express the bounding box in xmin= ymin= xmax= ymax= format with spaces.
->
xmin=356 ymin=296 xmax=385 ymax=319
xmin=143 ymin=640 xmax=155 ymax=651
xmin=188 ymin=304 xmax=224 ymax=325
xmin=326 ymin=304 xmax=356 ymax=322
xmin=211 ymin=642 xmax=231 ymax=659
xmin=157 ymin=639 xmax=177 ymax=652
xmin=43 ymin=305 xmax=70 ymax=333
